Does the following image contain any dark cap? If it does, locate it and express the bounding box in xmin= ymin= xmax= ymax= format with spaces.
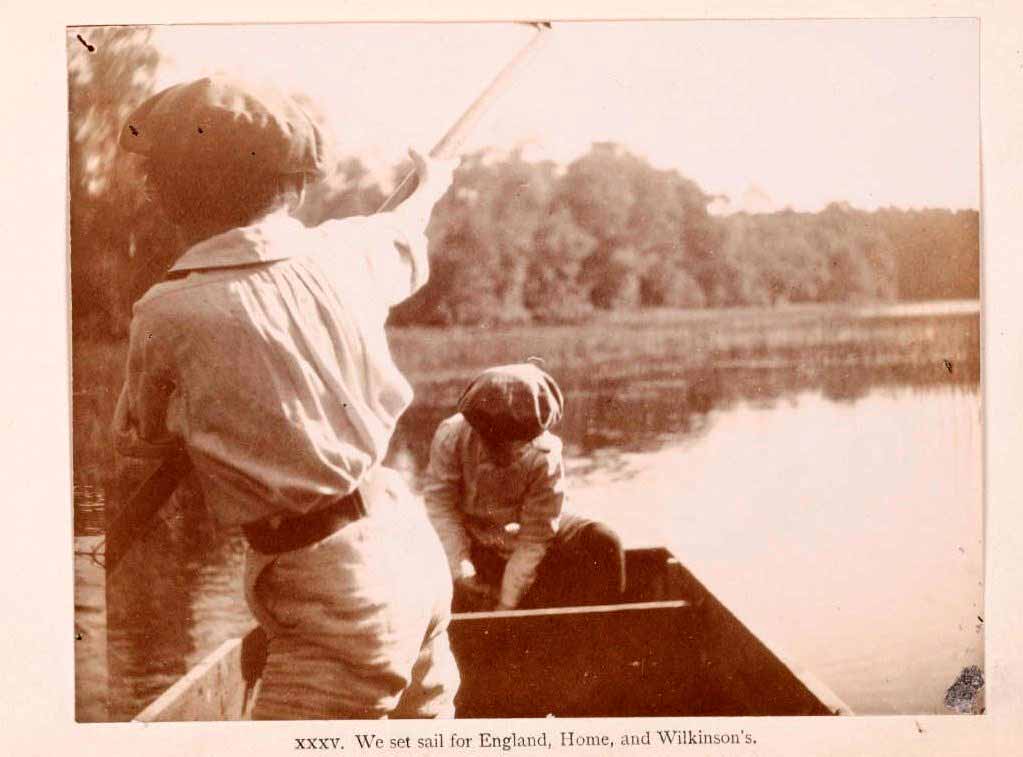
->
xmin=120 ymin=76 xmax=327 ymax=178
xmin=457 ymin=363 xmax=565 ymax=443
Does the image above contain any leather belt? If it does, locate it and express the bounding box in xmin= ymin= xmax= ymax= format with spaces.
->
xmin=242 ymin=489 xmax=366 ymax=555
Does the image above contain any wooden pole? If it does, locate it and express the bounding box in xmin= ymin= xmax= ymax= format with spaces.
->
xmin=377 ymin=22 xmax=552 ymax=213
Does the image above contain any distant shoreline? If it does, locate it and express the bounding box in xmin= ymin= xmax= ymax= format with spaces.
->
xmin=387 ymin=300 xmax=981 ymax=384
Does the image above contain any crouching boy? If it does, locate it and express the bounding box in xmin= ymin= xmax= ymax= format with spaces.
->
xmin=423 ymin=363 xmax=626 ymax=611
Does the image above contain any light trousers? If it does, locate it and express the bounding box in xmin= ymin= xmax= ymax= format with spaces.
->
xmin=244 ymin=468 xmax=459 ymax=719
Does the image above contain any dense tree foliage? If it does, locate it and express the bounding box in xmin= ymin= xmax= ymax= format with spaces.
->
xmin=874 ymin=207 xmax=980 ymax=301
xmin=390 ymin=150 xmax=977 ymax=324
xmin=68 ymin=33 xmax=980 ymax=338
xmin=709 ymin=204 xmax=897 ymax=307
xmin=68 ymin=27 xmax=170 ymax=340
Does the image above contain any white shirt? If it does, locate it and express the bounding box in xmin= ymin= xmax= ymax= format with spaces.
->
xmin=114 ymin=206 xmax=431 ymax=525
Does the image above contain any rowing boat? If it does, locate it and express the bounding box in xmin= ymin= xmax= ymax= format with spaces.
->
xmin=134 ymin=546 xmax=851 ymax=720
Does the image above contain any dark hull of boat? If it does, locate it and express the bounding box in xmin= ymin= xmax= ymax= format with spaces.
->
xmin=134 ymin=547 xmax=850 ymax=721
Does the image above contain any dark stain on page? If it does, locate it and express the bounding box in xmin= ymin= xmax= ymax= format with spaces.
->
xmin=76 ymin=34 xmax=96 ymax=52
xmin=943 ymin=665 xmax=984 ymax=714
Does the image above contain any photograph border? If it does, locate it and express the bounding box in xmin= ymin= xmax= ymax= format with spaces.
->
xmin=4 ymin=1 xmax=1020 ymax=755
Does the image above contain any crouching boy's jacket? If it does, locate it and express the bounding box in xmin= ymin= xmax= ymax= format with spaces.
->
xmin=423 ymin=414 xmax=566 ymax=608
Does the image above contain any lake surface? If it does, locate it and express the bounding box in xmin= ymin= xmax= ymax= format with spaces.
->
xmin=73 ymin=354 xmax=982 ymax=721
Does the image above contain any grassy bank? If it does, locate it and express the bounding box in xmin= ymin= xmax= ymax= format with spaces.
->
xmin=389 ymin=301 xmax=981 ymax=385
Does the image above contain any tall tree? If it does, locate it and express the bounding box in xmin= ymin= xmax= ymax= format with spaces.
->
xmin=68 ymin=27 xmax=168 ymax=340
xmin=556 ymin=143 xmax=716 ymax=310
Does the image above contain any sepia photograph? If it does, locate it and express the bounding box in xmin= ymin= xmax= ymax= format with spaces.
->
xmin=67 ymin=18 xmax=982 ymax=726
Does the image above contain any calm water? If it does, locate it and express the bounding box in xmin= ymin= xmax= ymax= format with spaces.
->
xmin=73 ymin=359 xmax=982 ymax=720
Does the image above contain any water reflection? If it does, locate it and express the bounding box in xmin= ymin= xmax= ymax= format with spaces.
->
xmin=74 ymin=537 xmax=108 ymax=722
xmin=397 ymin=358 xmax=978 ymax=465
xmin=600 ymin=386 xmax=983 ymax=716
xmin=103 ymin=483 xmax=253 ymax=720
xmin=76 ymin=358 xmax=981 ymax=719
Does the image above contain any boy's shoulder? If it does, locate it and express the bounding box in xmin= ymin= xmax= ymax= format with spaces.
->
xmin=521 ymin=432 xmax=563 ymax=479
xmin=437 ymin=413 xmax=470 ymax=433
xmin=132 ymin=268 xmax=229 ymax=316
xmin=527 ymin=431 xmax=563 ymax=458
xmin=128 ymin=279 xmax=195 ymax=331
xmin=434 ymin=413 xmax=475 ymax=446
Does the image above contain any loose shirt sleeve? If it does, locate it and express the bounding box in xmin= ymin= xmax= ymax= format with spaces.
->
xmin=422 ymin=418 xmax=475 ymax=580
xmin=499 ymin=443 xmax=565 ymax=608
xmin=112 ymin=306 xmax=183 ymax=459
xmin=316 ymin=170 xmax=452 ymax=309
xmin=315 ymin=211 xmax=428 ymax=310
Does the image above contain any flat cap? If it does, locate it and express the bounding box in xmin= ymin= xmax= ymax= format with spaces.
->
xmin=120 ymin=76 xmax=327 ymax=178
xmin=458 ymin=363 xmax=565 ymax=443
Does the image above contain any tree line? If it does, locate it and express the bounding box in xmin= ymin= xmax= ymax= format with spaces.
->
xmin=69 ymin=28 xmax=979 ymax=339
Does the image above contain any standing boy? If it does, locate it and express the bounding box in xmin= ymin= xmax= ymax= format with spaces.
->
xmin=113 ymin=76 xmax=458 ymax=719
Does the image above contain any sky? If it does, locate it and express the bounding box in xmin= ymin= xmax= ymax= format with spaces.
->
xmin=152 ymin=20 xmax=979 ymax=214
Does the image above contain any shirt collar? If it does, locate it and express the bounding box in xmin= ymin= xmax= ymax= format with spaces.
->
xmin=169 ymin=210 xmax=307 ymax=273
